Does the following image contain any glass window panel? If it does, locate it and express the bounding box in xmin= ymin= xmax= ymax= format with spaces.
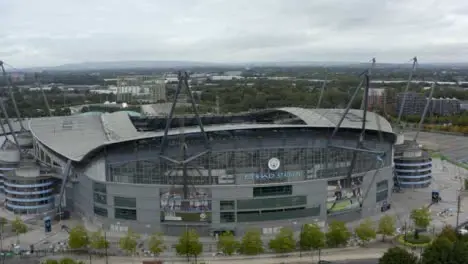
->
xmin=220 ymin=212 xmax=236 ymax=223
xmin=253 ymin=185 xmax=292 ymax=197
xmin=237 ymin=196 xmax=306 ymax=210
xmin=220 ymin=201 xmax=235 ymax=211
xmin=376 ymin=191 xmax=388 ymax=202
xmin=115 ymin=208 xmax=137 ymax=220
xmin=376 ymin=180 xmax=389 ymax=192
xmin=237 ymin=206 xmax=320 ymax=222
xmin=114 ymin=197 xmax=137 ymax=208
xmin=93 ymin=206 xmax=108 ymax=217
xmin=93 ymin=182 xmax=107 ymax=193
xmin=93 ymin=193 xmax=107 ymax=205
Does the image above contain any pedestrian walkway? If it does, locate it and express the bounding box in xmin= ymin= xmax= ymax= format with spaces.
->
xmin=44 ymin=247 xmax=386 ymax=264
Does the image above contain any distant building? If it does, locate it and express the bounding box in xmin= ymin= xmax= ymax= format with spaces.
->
xmin=224 ymin=71 xmax=242 ymax=76
xmin=117 ymin=76 xmax=166 ymax=103
xmin=367 ymin=88 xmax=386 ymax=110
xmin=396 ymin=92 xmax=461 ymax=116
xmin=430 ymin=98 xmax=461 ymax=116
xmin=460 ymin=101 xmax=468 ymax=111
xmin=9 ymin=72 xmax=25 ymax=82
xmin=396 ymin=92 xmax=428 ymax=116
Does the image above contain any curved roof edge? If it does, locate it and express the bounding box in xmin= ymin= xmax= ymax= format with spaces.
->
xmin=30 ymin=107 xmax=394 ymax=163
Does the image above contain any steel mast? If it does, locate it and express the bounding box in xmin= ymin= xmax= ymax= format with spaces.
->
xmin=0 ymin=61 xmax=21 ymax=149
xmin=396 ymin=57 xmax=418 ymax=127
xmin=0 ymin=61 xmax=26 ymax=131
xmin=35 ymin=72 xmax=53 ymax=117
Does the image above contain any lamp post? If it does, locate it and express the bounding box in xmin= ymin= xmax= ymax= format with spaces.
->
xmin=104 ymin=230 xmax=108 ymax=264
xmin=299 ymin=224 xmax=304 ymax=258
xmin=86 ymin=235 xmax=92 ymax=264
xmin=456 ymin=189 xmax=461 ymax=228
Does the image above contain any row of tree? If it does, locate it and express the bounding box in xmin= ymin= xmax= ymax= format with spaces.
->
xmin=379 ymin=226 xmax=468 ymax=264
xmin=65 ymin=215 xmax=399 ymax=262
xmin=62 ymin=206 xmax=434 ymax=263
xmin=42 ymin=258 xmax=85 ymax=264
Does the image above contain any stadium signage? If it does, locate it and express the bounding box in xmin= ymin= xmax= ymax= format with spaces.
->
xmin=243 ymin=158 xmax=301 ymax=181
xmin=268 ymin=157 xmax=281 ymax=171
xmin=243 ymin=171 xmax=302 ymax=181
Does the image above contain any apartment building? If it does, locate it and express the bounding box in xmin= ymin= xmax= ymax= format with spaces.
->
xmin=396 ymin=92 xmax=461 ymax=116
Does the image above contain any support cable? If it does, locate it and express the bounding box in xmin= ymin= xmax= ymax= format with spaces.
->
xmin=35 ymin=72 xmax=53 ymax=117
xmin=413 ymin=83 xmax=435 ymax=142
xmin=396 ymin=57 xmax=418 ymax=128
xmin=0 ymin=61 xmax=26 ymax=131
xmin=316 ymin=68 xmax=328 ymax=108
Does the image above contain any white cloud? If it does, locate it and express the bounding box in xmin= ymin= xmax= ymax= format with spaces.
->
xmin=1 ymin=0 xmax=467 ymax=67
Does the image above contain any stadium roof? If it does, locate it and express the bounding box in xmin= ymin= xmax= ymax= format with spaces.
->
xmin=28 ymin=107 xmax=394 ymax=162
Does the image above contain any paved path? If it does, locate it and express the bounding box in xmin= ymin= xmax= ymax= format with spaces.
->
xmin=41 ymin=248 xmax=386 ymax=264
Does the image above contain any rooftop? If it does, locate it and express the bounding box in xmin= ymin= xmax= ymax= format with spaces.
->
xmin=28 ymin=107 xmax=394 ymax=162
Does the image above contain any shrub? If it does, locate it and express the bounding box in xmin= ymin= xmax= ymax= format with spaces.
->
xmin=397 ymin=233 xmax=432 ymax=248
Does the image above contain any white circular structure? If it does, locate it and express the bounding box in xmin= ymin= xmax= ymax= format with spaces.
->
xmin=268 ymin=157 xmax=281 ymax=171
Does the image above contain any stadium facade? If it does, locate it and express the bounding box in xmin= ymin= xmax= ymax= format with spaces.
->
xmin=0 ymin=107 xmax=396 ymax=236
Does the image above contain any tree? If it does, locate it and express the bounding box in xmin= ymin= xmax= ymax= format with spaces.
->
xmin=119 ymin=230 xmax=140 ymax=256
xmin=148 ymin=233 xmax=166 ymax=256
xmin=438 ymin=225 xmax=457 ymax=242
xmin=43 ymin=260 xmax=59 ymax=264
xmin=175 ymin=229 xmax=203 ymax=262
xmin=355 ymin=218 xmax=376 ymax=245
xmin=326 ymin=221 xmax=351 ymax=247
xmin=421 ymin=235 xmax=468 ymax=264
xmin=68 ymin=225 xmax=89 ymax=250
xmin=421 ymin=236 xmax=454 ymax=264
xmin=89 ymin=230 xmax=109 ymax=251
xmin=239 ymin=229 xmax=264 ymax=255
xmin=410 ymin=207 xmax=431 ymax=238
xmin=268 ymin=227 xmax=296 ymax=254
xmin=379 ymin=247 xmax=418 ymax=264
xmin=377 ymin=215 xmax=396 ymax=242
xmin=11 ymin=217 xmax=27 ymax=243
xmin=299 ymin=223 xmax=325 ymax=251
xmin=217 ymin=232 xmax=240 ymax=256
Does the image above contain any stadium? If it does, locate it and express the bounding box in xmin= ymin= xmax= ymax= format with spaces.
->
xmin=0 ymin=107 xmax=396 ymax=236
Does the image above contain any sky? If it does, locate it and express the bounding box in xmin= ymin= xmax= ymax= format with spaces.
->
xmin=1 ymin=0 xmax=468 ymax=68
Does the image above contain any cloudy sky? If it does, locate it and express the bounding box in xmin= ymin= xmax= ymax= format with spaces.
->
xmin=1 ymin=0 xmax=468 ymax=67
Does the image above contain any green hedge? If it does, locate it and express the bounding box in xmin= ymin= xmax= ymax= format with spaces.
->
xmin=397 ymin=234 xmax=432 ymax=248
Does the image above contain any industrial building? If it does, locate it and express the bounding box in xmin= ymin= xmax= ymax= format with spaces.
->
xmin=0 ymin=107 xmax=396 ymax=236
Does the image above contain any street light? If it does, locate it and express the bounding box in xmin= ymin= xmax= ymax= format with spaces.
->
xmin=104 ymin=230 xmax=108 ymax=264
xmin=85 ymin=235 xmax=92 ymax=264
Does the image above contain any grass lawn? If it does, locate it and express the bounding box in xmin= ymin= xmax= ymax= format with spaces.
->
xmin=327 ymin=199 xmax=359 ymax=212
